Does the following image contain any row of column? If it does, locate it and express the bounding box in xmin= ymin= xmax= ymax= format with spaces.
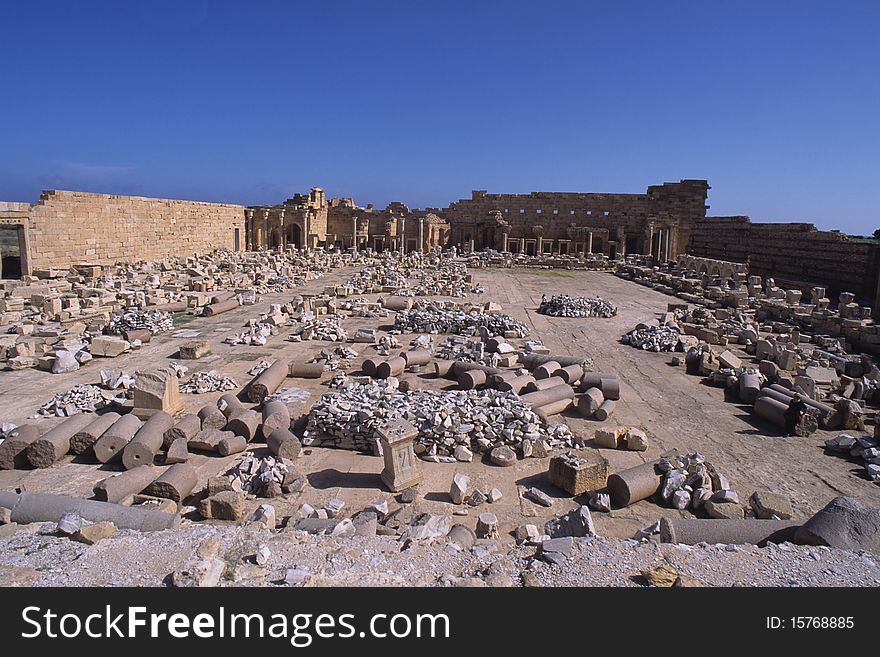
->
xmin=350 ymin=216 xmax=428 ymax=253
xmin=646 ymin=225 xmax=672 ymax=262
xmin=502 ymin=231 xmax=594 ymax=254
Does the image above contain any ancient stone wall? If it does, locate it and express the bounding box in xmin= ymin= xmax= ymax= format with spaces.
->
xmin=26 ymin=190 xmax=245 ymax=270
xmin=689 ymin=216 xmax=880 ymax=304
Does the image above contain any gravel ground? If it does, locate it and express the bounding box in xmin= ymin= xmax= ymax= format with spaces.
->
xmin=1 ymin=521 xmax=878 ymax=587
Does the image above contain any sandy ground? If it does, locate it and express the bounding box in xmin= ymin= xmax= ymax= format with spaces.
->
xmin=1 ymin=265 xmax=879 ymax=567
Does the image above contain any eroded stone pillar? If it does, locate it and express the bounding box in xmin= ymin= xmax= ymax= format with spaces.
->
xmin=400 ymin=218 xmax=406 ymax=253
xmin=587 ymin=231 xmax=593 ymax=254
xmin=647 ymin=224 xmax=654 ymax=256
xmin=352 ymin=216 xmax=358 ymax=251
xmin=502 ymin=231 xmax=509 ymax=252
xmin=419 ymin=218 xmax=425 ymax=253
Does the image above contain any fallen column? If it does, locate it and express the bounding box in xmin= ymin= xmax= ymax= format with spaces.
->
xmin=93 ymin=465 xmax=159 ymax=503
xmin=163 ymin=414 xmax=201 ymax=449
xmin=218 ymin=434 xmax=247 ymax=456
xmin=524 ymin=376 xmax=567 ymax=393
xmin=457 ymin=368 xmax=487 ymax=390
xmin=534 ymin=397 xmax=573 ymax=422
xmin=607 ymin=457 xmax=670 ymax=507
xmin=0 ymin=425 xmax=40 ymax=470
xmin=26 ymin=414 xmax=95 ymax=468
xmin=580 ymin=372 xmax=620 ymax=400
xmin=288 ymin=362 xmax=325 ymax=379
xmin=266 ymin=428 xmax=303 ymax=460
xmin=739 ymin=372 xmax=762 ymax=404
xmin=519 ymin=383 xmax=575 ymax=409
xmin=401 ymin=348 xmax=432 ymax=366
xmin=554 ymin=364 xmax=584 ymax=384
xmin=70 ymin=412 xmax=121 ymax=455
xmin=122 ymin=411 xmax=174 ymax=469
xmin=434 ymin=360 xmax=456 ymax=378
xmin=197 ymin=404 xmax=227 ymax=430
xmin=203 ymin=298 xmax=240 ymax=317
xmin=381 ymin=296 xmax=413 ymax=311
xmin=247 ymin=359 xmax=289 ymax=403
xmin=753 ymin=395 xmax=788 ymax=428
xmin=660 ymin=517 xmax=800 ymax=546
xmin=262 ymin=400 xmax=292 ymax=435
xmin=217 ymin=393 xmax=245 ymax=420
xmin=361 ymin=357 xmax=381 ymax=376
xmin=376 ymin=356 xmax=406 ymax=379
xmin=225 ymin=409 xmax=261 ymax=442
xmin=534 ymin=360 xmax=562 ymax=380
xmin=0 ymin=491 xmax=178 ymax=532
xmin=147 ymin=300 xmax=188 ymax=313
xmin=519 ymin=354 xmax=589 ymax=370
xmin=576 ymin=387 xmax=605 ymax=417
xmin=594 ymin=399 xmax=615 ymax=421
xmin=496 ymin=374 xmax=535 ymax=394
xmin=94 ymin=414 xmax=143 ymax=464
xmin=142 ymin=463 xmax=198 ymax=505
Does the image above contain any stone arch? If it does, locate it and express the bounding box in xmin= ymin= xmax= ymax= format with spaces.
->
xmin=289 ymin=222 xmax=303 ymax=247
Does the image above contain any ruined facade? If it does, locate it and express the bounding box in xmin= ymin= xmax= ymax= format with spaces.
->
xmin=0 ymin=191 xmax=245 ymax=276
xmin=441 ymin=180 xmax=711 ymax=258
xmin=247 ymin=188 xmax=449 ymax=253
xmin=689 ymin=216 xmax=880 ymax=308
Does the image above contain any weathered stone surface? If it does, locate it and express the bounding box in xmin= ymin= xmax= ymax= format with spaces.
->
xmin=73 ymin=521 xmax=118 ymax=544
xmin=749 ymin=491 xmax=793 ymax=519
xmin=450 ymin=473 xmax=470 ymax=504
xmin=794 ymin=496 xmax=880 ymax=551
xmin=545 ymin=506 xmax=596 ymax=538
xmin=199 ymin=491 xmax=246 ymax=521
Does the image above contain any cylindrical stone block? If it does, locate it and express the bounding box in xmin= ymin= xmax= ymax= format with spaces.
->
xmin=524 ymin=376 xmax=567 ymax=393
xmin=225 ymin=409 xmax=261 ymax=442
xmin=93 ymin=465 xmax=159 ymax=503
xmin=288 ymin=362 xmax=325 ymax=379
xmin=739 ymin=372 xmax=762 ymax=404
xmin=148 ymin=300 xmax=187 ymax=313
xmin=1 ymin=491 xmax=178 ymax=532
xmin=497 ymin=374 xmax=535 ymax=394
xmin=198 ymin=404 xmax=227 ymax=429
xmin=26 ymin=414 xmax=94 ymax=468
xmin=261 ymin=400 xmax=291 ymax=435
xmin=69 ymin=412 xmax=121 ymax=456
xmin=594 ymin=399 xmax=616 ymax=421
xmin=203 ymin=298 xmax=239 ymax=316
xmin=218 ymin=434 xmax=247 ymax=456
xmin=142 ymin=463 xmax=198 ymax=505
xmin=247 ymin=359 xmax=289 ymax=403
xmin=163 ymin=414 xmax=201 ymax=449
xmin=607 ymin=460 xmax=666 ymax=507
xmin=266 ymin=428 xmax=303 ymax=460
xmin=122 ymin=411 xmax=174 ymax=470
xmin=580 ymin=372 xmax=603 ymax=390
xmin=94 ymin=414 xmax=143 ymax=464
xmin=434 ymin=360 xmax=456 ymax=378
xmin=534 ymin=397 xmax=573 ymax=422
xmin=362 ymin=357 xmax=381 ymax=376
xmin=488 ymin=370 xmax=520 ymax=387
xmin=754 ymin=395 xmax=788 ymax=427
xmin=0 ymin=424 xmax=40 ymax=470
xmin=519 ymin=354 xmax=587 ymax=370
xmin=376 ymin=356 xmax=406 ymax=379
xmin=599 ymin=376 xmax=621 ymax=401
xmin=486 ymin=337 xmax=508 ymax=352
xmin=458 ymin=368 xmax=487 ymax=390
xmin=401 ymin=348 xmax=432 ymax=366
xmin=660 ymin=517 xmax=800 ymax=546
xmin=217 ymin=393 xmax=245 ymax=419
xmin=519 ymin=383 xmax=575 ymax=409
xmin=381 ymin=296 xmax=413 ymax=311
xmin=554 ymin=364 xmax=584 ymax=384
xmin=534 ymin=360 xmax=561 ymax=380
xmin=576 ymin=387 xmax=605 ymax=417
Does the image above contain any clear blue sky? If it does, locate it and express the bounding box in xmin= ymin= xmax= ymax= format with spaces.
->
xmin=2 ymin=1 xmax=878 ymax=233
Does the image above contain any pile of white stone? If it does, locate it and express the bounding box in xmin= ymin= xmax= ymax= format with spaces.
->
xmin=303 ymin=380 xmax=574 ymax=455
xmin=288 ymin=316 xmax=347 ymax=342
xmin=224 ymin=455 xmax=292 ymax=498
xmin=824 ymin=433 xmax=880 ymax=483
xmin=537 ymin=295 xmax=617 ymax=318
xmin=623 ymin=325 xmax=681 ymax=352
xmin=393 ymin=306 xmax=529 ymax=337
xmin=436 ymin=336 xmax=490 ymax=363
xmin=658 ymin=453 xmax=741 ymax=517
xmin=180 ymin=370 xmax=238 ymax=394
xmin=106 ymin=309 xmax=174 ymax=335
xmin=309 ymin=346 xmax=359 ymax=371
xmin=35 ymin=384 xmax=118 ymax=417
xmin=224 ymin=325 xmax=273 ymax=346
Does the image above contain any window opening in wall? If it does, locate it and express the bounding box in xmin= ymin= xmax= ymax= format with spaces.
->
xmin=519 ymin=208 xmax=525 ymax=214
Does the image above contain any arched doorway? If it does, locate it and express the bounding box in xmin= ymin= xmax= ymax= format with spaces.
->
xmin=269 ymin=228 xmax=282 ymax=249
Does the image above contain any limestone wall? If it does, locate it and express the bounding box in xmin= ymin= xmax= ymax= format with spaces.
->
xmin=689 ymin=216 xmax=880 ymax=303
xmin=26 ymin=190 xmax=245 ymax=269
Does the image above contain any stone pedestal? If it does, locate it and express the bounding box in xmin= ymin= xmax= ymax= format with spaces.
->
xmin=548 ymin=451 xmax=609 ymax=495
xmin=133 ymin=367 xmax=184 ymax=419
xmin=378 ymin=419 xmax=422 ymax=492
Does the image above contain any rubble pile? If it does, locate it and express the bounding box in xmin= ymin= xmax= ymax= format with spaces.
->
xmin=376 ymin=335 xmax=400 ymax=356
xmin=309 ymin=346 xmax=359 ymax=371
xmin=180 ymin=370 xmax=238 ymax=394
xmin=304 ymin=380 xmax=574 ymax=455
xmin=106 ymin=310 xmax=174 ymax=335
xmin=393 ymin=306 xmax=529 ymax=337
xmin=287 ymin=316 xmax=347 ymax=342
xmin=437 ymin=336 xmax=491 ymax=363
xmin=623 ymin=325 xmax=682 ymax=352
xmin=35 ymin=384 xmax=116 ymax=417
xmin=538 ymin=294 xmax=617 ymax=318
xmin=824 ymin=433 xmax=880 ymax=483
xmin=657 ymin=452 xmax=741 ymax=516
xmin=223 ymin=455 xmax=294 ymax=498
xmin=224 ymin=325 xmax=273 ymax=346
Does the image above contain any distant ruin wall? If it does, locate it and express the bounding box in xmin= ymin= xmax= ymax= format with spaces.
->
xmin=27 ymin=190 xmax=245 ymax=270
xmin=689 ymin=216 xmax=880 ymax=303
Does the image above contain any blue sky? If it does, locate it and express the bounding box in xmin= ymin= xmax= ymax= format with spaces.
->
xmin=1 ymin=1 xmax=877 ymax=233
